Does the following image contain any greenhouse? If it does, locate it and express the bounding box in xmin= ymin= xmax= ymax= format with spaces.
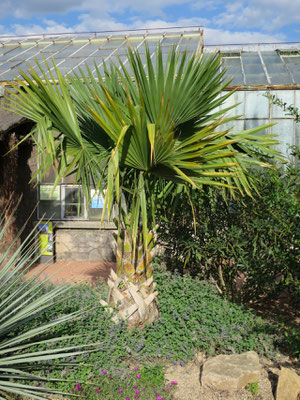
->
xmin=0 ymin=27 xmax=299 ymax=261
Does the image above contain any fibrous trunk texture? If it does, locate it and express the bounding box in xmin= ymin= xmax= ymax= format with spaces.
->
xmin=100 ymin=269 xmax=159 ymax=329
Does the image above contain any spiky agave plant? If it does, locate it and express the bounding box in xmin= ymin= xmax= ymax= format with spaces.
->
xmin=4 ymin=45 xmax=280 ymax=328
xmin=0 ymin=203 xmax=91 ymax=399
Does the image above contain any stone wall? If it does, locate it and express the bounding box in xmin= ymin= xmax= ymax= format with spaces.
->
xmin=55 ymin=227 xmax=116 ymax=262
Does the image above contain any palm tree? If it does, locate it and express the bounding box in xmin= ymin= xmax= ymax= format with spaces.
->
xmin=5 ymin=45 xmax=279 ymax=328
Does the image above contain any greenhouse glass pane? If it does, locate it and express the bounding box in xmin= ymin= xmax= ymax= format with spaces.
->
xmin=245 ymin=73 xmax=268 ymax=85
xmin=296 ymin=123 xmax=300 ymax=147
xmin=0 ymin=45 xmax=22 ymax=60
xmin=245 ymin=92 xmax=269 ymax=119
xmin=286 ymin=65 xmax=300 ymax=83
xmin=283 ymin=56 xmax=300 ymax=64
xmin=271 ymin=119 xmax=294 ymax=154
xmin=291 ymin=71 xmax=300 ymax=83
xmin=269 ymin=72 xmax=293 ymax=85
xmin=265 ymin=63 xmax=287 ymax=74
xmin=223 ymin=57 xmax=241 ymax=67
xmin=225 ymin=65 xmax=242 ymax=74
xmin=160 ymin=36 xmax=181 ymax=46
xmin=270 ymin=90 xmax=295 ymax=118
xmin=12 ymin=44 xmax=50 ymax=60
xmin=230 ymin=74 xmax=244 ymax=85
xmin=261 ymin=51 xmax=281 ymax=63
xmin=242 ymin=52 xmax=261 ymax=63
xmin=68 ymin=42 xmax=108 ymax=57
xmin=179 ymin=36 xmax=200 ymax=51
xmin=220 ymin=91 xmax=244 ymax=117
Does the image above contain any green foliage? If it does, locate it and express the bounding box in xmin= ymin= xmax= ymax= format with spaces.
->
xmin=66 ymin=366 xmax=174 ymax=400
xmin=265 ymin=92 xmax=300 ymax=122
xmin=247 ymin=381 xmax=259 ymax=396
xmin=281 ymin=328 xmax=300 ymax=360
xmin=158 ymin=156 xmax=300 ymax=303
xmin=0 ymin=204 xmax=91 ymax=399
xmin=19 ymin=268 xmax=282 ymax=392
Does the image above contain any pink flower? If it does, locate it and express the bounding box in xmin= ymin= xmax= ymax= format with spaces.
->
xmin=91 ymin=378 xmax=94 ymax=382
xmin=95 ymin=389 xmax=100 ymax=394
xmin=109 ymin=376 xmax=113 ymax=379
xmin=142 ymin=388 xmax=146 ymax=391
xmin=118 ymin=389 xmax=123 ymax=393
xmin=136 ymin=390 xmax=140 ymax=394
xmin=171 ymin=381 xmax=178 ymax=385
xmin=125 ymin=398 xmax=130 ymax=400
xmin=102 ymin=369 xmax=107 ymax=375
xmin=157 ymin=397 xmax=162 ymax=400
xmin=136 ymin=374 xmax=141 ymax=379
xmin=82 ymin=392 xmax=86 ymax=396
xmin=133 ymin=385 xmax=138 ymax=389
xmin=134 ymin=367 xmax=139 ymax=370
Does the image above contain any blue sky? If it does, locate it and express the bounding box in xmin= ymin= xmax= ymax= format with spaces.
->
xmin=0 ymin=0 xmax=299 ymax=44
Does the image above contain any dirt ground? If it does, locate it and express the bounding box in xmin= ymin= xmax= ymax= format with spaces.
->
xmin=26 ymin=260 xmax=116 ymax=285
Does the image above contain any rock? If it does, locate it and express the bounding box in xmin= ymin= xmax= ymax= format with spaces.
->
xmin=194 ymin=351 xmax=205 ymax=367
xmin=201 ymin=351 xmax=261 ymax=392
xmin=276 ymin=367 xmax=300 ymax=400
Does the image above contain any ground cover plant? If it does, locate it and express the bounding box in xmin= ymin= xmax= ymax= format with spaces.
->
xmin=66 ymin=365 xmax=176 ymax=400
xmin=18 ymin=264 xmax=284 ymax=395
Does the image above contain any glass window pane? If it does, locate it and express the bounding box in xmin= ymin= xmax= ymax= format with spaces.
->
xmin=245 ymin=91 xmax=269 ymax=119
xmin=271 ymin=90 xmax=295 ymax=118
xmin=39 ymin=201 xmax=61 ymax=219
xmin=220 ymin=91 xmax=244 ymax=117
xmin=271 ymin=119 xmax=295 ymax=155
xmin=270 ymin=72 xmax=293 ymax=85
xmin=63 ymin=187 xmax=84 ymax=218
xmin=245 ymin=73 xmax=268 ymax=85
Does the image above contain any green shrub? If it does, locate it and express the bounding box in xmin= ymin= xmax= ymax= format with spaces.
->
xmin=158 ymin=155 xmax=300 ymax=303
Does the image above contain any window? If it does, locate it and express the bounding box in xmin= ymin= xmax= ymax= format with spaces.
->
xmin=38 ymin=184 xmax=105 ymax=220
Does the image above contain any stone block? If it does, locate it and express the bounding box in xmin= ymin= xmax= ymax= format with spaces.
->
xmin=201 ymin=351 xmax=261 ymax=392
xmin=55 ymin=228 xmax=116 ymax=261
xmin=276 ymin=367 xmax=300 ymax=400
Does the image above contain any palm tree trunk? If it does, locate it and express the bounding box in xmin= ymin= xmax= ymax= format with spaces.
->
xmin=100 ymin=227 xmax=159 ymax=329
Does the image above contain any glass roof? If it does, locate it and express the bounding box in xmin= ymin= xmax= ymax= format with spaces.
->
xmin=220 ymin=46 xmax=300 ymax=86
xmin=0 ymin=29 xmax=299 ymax=86
xmin=0 ymin=30 xmax=202 ymax=83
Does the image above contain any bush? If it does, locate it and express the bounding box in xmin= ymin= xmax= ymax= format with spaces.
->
xmin=158 ymin=154 xmax=300 ymax=303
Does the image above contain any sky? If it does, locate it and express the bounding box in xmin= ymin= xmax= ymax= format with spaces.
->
xmin=0 ymin=0 xmax=299 ymax=44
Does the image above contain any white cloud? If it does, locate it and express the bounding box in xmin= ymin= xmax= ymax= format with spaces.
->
xmin=203 ymin=27 xmax=283 ymax=45
xmin=215 ymin=0 xmax=300 ymax=32
xmin=1 ymin=0 xmax=193 ymax=19
xmin=10 ymin=20 xmax=73 ymax=36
